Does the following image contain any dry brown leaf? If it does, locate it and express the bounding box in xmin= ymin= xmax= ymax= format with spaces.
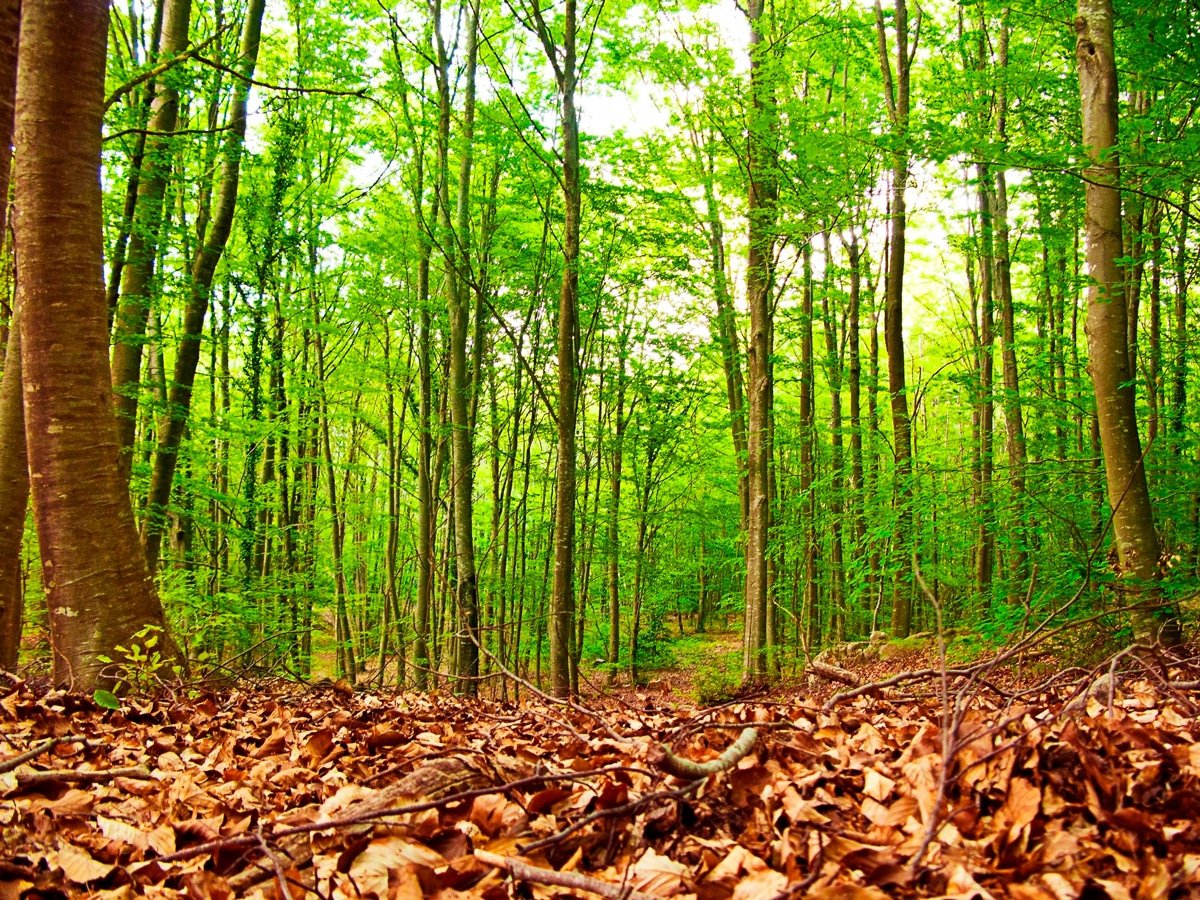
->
xmin=630 ymin=846 xmax=690 ymax=896
xmin=54 ymin=842 xmax=116 ymax=885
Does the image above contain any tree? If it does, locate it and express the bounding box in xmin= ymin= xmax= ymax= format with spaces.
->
xmin=0 ymin=0 xmax=23 ymax=671
xmin=1074 ymin=0 xmax=1180 ymax=645
xmin=741 ymin=0 xmax=779 ymax=681
xmin=109 ymin=0 xmax=191 ymax=479
xmin=14 ymin=0 xmax=178 ymax=689
xmin=874 ymin=0 xmax=917 ymax=637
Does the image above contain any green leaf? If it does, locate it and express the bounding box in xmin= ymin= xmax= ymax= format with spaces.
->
xmin=93 ymin=690 xmax=121 ymax=711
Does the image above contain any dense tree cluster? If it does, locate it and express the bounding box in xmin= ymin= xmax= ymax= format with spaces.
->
xmin=0 ymin=0 xmax=1196 ymax=693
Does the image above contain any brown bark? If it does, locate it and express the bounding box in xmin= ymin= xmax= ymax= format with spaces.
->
xmin=142 ymin=0 xmax=265 ymax=574
xmin=438 ymin=0 xmax=481 ymax=693
xmin=975 ymin=166 xmax=995 ymax=598
xmin=1075 ymin=0 xmax=1180 ymax=644
xmin=109 ymin=0 xmax=191 ymax=479
xmin=606 ymin=343 xmax=627 ymax=681
xmin=528 ymin=0 xmax=581 ymax=698
xmin=15 ymin=0 xmax=178 ymax=689
xmin=875 ymin=0 xmax=916 ymax=637
xmin=0 ymin=0 xmax=23 ymax=671
xmin=742 ymin=0 xmax=777 ymax=680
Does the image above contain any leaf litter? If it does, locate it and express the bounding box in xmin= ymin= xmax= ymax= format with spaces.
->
xmin=1 ymin=660 xmax=1199 ymax=899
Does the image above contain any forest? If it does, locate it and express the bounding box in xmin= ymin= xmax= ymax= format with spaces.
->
xmin=2 ymin=0 xmax=1200 ymax=694
xmin=3 ymin=0 xmax=1200 ymax=896
xmin=0 ymin=0 xmax=1195 ymax=692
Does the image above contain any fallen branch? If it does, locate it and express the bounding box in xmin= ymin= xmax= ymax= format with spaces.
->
xmin=15 ymin=765 xmax=151 ymax=787
xmin=475 ymin=849 xmax=658 ymax=900
xmin=1 ymin=735 xmax=91 ymax=778
xmin=518 ymin=779 xmax=706 ymax=855
xmin=652 ymin=727 xmax=759 ymax=779
xmin=0 ymin=734 xmax=86 ymax=775
xmin=808 ymin=659 xmax=862 ymax=687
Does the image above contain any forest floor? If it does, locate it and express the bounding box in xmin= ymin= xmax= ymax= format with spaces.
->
xmin=3 ymin=635 xmax=1200 ymax=899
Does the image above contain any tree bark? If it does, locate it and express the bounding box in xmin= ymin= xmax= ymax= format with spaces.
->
xmin=530 ymin=0 xmax=581 ymax=699
xmin=437 ymin=0 xmax=482 ymax=693
xmin=0 ymin=0 xmax=24 ymax=671
xmin=875 ymin=0 xmax=916 ymax=637
xmin=1075 ymin=0 xmax=1180 ymax=644
xmin=142 ymin=0 xmax=265 ymax=574
xmin=742 ymin=0 xmax=777 ymax=681
xmin=109 ymin=0 xmax=191 ymax=479
xmin=15 ymin=0 xmax=178 ymax=689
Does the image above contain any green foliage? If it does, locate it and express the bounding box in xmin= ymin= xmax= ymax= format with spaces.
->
xmin=96 ymin=626 xmax=183 ymax=695
xmin=92 ymin=690 xmax=121 ymax=711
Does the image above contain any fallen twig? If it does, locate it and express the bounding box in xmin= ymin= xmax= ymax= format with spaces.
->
xmin=475 ymin=848 xmax=658 ymax=900
xmin=15 ymin=764 xmax=152 ymax=787
xmin=0 ymin=734 xmax=86 ymax=775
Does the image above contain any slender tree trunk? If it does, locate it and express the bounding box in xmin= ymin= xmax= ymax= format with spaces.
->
xmin=994 ymin=166 xmax=1030 ymax=595
xmin=439 ymin=0 xmax=481 ymax=693
xmin=15 ymin=0 xmax=179 ymax=689
xmin=142 ymin=0 xmax=265 ymax=573
xmin=975 ymin=165 xmax=995 ymax=600
xmin=110 ymin=0 xmax=191 ymax=479
xmin=0 ymin=0 xmax=24 ymax=671
xmin=1075 ymin=0 xmax=1180 ymax=644
xmin=799 ymin=244 xmax=818 ymax=645
xmin=821 ymin=234 xmax=846 ymax=641
xmin=875 ymin=0 xmax=916 ymax=637
xmin=606 ymin=345 xmax=627 ymax=681
xmin=742 ymin=0 xmax=777 ymax=680
xmin=545 ymin=0 xmax=580 ymax=699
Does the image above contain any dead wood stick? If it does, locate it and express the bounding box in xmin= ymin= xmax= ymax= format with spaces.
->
xmin=16 ymin=765 xmax=152 ymax=787
xmin=0 ymin=734 xmax=88 ymax=775
xmin=654 ymin=726 xmax=758 ymax=779
xmin=474 ymin=849 xmax=658 ymax=900
xmin=808 ymin=659 xmax=861 ymax=687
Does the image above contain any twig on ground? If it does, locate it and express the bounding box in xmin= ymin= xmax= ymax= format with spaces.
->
xmin=518 ymin=779 xmax=706 ymax=856
xmin=0 ymin=734 xmax=86 ymax=775
xmin=15 ymin=765 xmax=152 ymax=788
xmin=474 ymin=848 xmax=657 ymax=900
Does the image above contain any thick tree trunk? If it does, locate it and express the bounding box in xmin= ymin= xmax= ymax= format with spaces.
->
xmin=1075 ymin=0 xmax=1180 ymax=644
xmin=15 ymin=0 xmax=178 ymax=690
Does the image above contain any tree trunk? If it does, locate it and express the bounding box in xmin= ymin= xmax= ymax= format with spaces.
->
xmin=109 ymin=0 xmax=191 ymax=479
xmin=543 ymin=0 xmax=580 ymax=699
xmin=975 ymin=165 xmax=995 ymax=600
xmin=437 ymin=0 xmax=481 ymax=693
xmin=0 ymin=0 xmax=24 ymax=671
xmin=606 ymin=344 xmax=627 ymax=681
xmin=1074 ymin=0 xmax=1180 ymax=644
xmin=15 ymin=0 xmax=178 ymax=690
xmin=142 ymin=0 xmax=265 ymax=573
xmin=875 ymin=0 xmax=915 ymax=637
xmin=742 ymin=0 xmax=777 ymax=681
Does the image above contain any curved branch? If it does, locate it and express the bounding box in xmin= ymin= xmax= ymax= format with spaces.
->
xmin=654 ymin=726 xmax=758 ymax=779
